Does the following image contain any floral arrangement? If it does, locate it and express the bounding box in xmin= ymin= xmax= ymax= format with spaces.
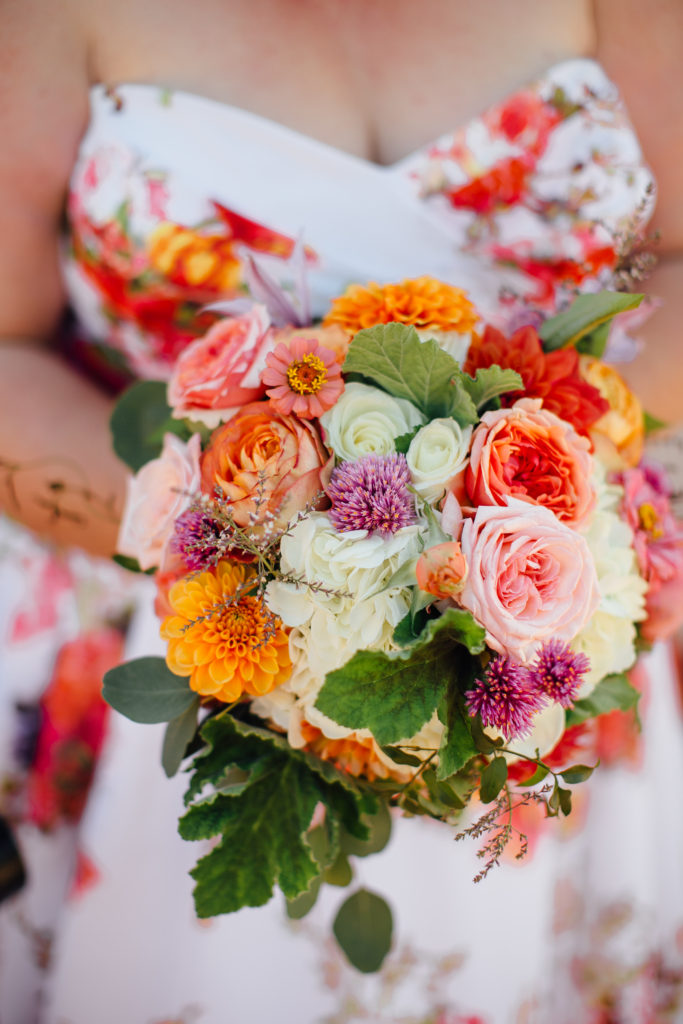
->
xmin=104 ymin=275 xmax=683 ymax=972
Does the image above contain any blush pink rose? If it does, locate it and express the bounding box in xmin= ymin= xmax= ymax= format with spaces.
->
xmin=416 ymin=541 xmax=468 ymax=599
xmin=200 ymin=402 xmax=332 ymax=528
xmin=466 ymin=398 xmax=595 ymax=528
xmin=459 ymin=499 xmax=600 ymax=663
xmin=117 ymin=433 xmax=201 ymax=570
xmin=167 ymin=306 xmax=274 ymax=426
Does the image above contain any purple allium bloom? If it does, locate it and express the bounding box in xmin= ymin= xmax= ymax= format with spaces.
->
xmin=172 ymin=507 xmax=222 ymax=571
xmin=466 ymin=656 xmax=545 ymax=739
xmin=529 ymin=639 xmax=590 ymax=709
xmin=328 ymin=454 xmax=416 ymax=536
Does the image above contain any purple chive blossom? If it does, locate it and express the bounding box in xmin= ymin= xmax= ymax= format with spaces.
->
xmin=328 ymin=453 xmax=416 ymax=536
xmin=172 ymin=507 xmax=223 ymax=571
xmin=466 ymin=656 xmax=546 ymax=740
xmin=529 ymin=639 xmax=590 ymax=709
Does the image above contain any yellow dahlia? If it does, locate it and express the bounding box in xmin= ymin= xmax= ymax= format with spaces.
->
xmin=161 ymin=562 xmax=291 ymax=703
xmin=323 ymin=276 xmax=478 ymax=335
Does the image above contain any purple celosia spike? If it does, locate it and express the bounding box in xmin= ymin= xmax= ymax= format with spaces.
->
xmin=328 ymin=454 xmax=416 ymax=536
xmin=466 ymin=657 xmax=545 ymax=739
xmin=172 ymin=507 xmax=222 ymax=572
xmin=529 ymin=639 xmax=590 ymax=709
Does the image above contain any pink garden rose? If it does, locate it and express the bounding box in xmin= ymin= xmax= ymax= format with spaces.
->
xmin=459 ymin=499 xmax=600 ymax=663
xmin=117 ymin=433 xmax=201 ymax=570
xmin=465 ymin=398 xmax=595 ymax=528
xmin=416 ymin=542 xmax=468 ymax=599
xmin=618 ymin=463 xmax=683 ymax=641
xmin=167 ymin=306 xmax=274 ymax=426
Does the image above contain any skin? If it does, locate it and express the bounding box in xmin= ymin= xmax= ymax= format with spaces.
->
xmin=0 ymin=0 xmax=681 ymax=555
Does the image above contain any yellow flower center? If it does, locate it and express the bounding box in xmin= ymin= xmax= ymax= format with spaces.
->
xmin=212 ymin=597 xmax=272 ymax=647
xmin=286 ymin=353 xmax=327 ymax=395
xmin=638 ymin=502 xmax=664 ymax=539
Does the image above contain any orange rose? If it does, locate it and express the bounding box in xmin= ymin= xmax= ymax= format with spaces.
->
xmin=579 ymin=356 xmax=644 ymax=470
xmin=466 ymin=398 xmax=595 ymax=528
xmin=415 ymin=541 xmax=468 ymax=599
xmin=201 ymin=402 xmax=332 ymax=528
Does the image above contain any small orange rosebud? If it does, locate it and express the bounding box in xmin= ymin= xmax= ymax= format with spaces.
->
xmin=415 ymin=541 xmax=468 ymax=599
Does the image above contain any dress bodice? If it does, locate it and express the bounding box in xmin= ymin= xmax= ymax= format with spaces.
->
xmin=63 ymin=58 xmax=654 ymax=380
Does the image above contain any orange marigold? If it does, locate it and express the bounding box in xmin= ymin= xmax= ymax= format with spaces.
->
xmin=300 ymin=721 xmax=410 ymax=783
xmin=323 ymin=276 xmax=478 ymax=335
xmin=161 ymin=562 xmax=291 ymax=703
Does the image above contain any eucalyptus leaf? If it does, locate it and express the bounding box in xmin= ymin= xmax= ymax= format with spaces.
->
xmin=340 ymin=801 xmax=392 ymax=858
xmin=558 ymin=786 xmax=573 ymax=816
xmin=110 ymin=380 xmax=186 ymax=472
xmin=333 ymin=889 xmax=393 ymax=973
xmin=539 ymin=292 xmax=644 ymax=352
xmin=323 ymin=851 xmax=354 ymax=887
xmin=162 ymin=697 xmax=201 ymax=777
xmin=285 ymin=878 xmax=321 ymax=920
xmin=479 ymin=757 xmax=508 ymax=803
xmin=560 ymin=763 xmax=597 ymax=785
xmin=102 ymin=657 xmax=197 ymax=723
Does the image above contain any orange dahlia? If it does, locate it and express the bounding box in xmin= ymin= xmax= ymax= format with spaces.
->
xmin=323 ymin=276 xmax=478 ymax=335
xmin=300 ymin=721 xmax=410 ymax=783
xmin=161 ymin=562 xmax=291 ymax=703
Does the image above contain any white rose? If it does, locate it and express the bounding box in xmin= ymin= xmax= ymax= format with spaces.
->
xmin=117 ymin=432 xmax=201 ymax=570
xmin=319 ymin=382 xmax=424 ymax=462
xmin=407 ymin=418 xmax=473 ymax=504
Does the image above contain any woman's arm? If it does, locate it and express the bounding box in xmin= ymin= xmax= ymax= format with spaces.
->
xmin=0 ymin=0 xmax=127 ymax=556
xmin=595 ymin=0 xmax=683 ymax=422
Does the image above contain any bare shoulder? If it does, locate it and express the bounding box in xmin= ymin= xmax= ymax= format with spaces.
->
xmin=595 ymin=0 xmax=683 ymax=249
xmin=0 ymin=0 xmax=91 ymax=337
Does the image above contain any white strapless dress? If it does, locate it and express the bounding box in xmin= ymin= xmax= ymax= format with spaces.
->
xmin=2 ymin=58 xmax=683 ymax=1024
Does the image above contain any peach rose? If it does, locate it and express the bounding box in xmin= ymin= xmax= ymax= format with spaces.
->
xmin=200 ymin=402 xmax=332 ymax=528
xmin=579 ymin=356 xmax=644 ymax=470
xmin=459 ymin=500 xmax=600 ymax=663
xmin=465 ymin=398 xmax=595 ymax=528
xmin=117 ymin=433 xmax=201 ymax=571
xmin=167 ymin=306 xmax=274 ymax=427
xmin=415 ymin=541 xmax=468 ymax=598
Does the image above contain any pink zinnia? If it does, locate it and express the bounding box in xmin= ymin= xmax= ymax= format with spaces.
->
xmin=466 ymin=656 xmax=545 ymax=739
xmin=261 ymin=336 xmax=344 ymax=419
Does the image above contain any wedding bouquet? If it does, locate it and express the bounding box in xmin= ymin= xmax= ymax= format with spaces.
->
xmin=104 ymin=275 xmax=683 ymax=971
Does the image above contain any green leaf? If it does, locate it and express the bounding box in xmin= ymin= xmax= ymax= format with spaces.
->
xmin=102 ymin=657 xmax=197 ymax=723
xmin=644 ymin=410 xmax=668 ymax=435
xmin=519 ymin=763 xmax=549 ymax=786
xmin=565 ymin=673 xmax=640 ymax=727
xmin=162 ymin=697 xmax=200 ymax=777
xmin=342 ymin=323 xmax=476 ymax=422
xmin=285 ymin=878 xmax=321 ymax=920
xmin=437 ymin=680 xmax=478 ymax=780
xmin=460 ymin=366 xmax=523 ymax=411
xmin=394 ymin=426 xmax=421 ymax=454
xmin=333 ymin=889 xmax=393 ymax=973
xmin=316 ymin=609 xmax=486 ymax=746
xmin=339 ymin=801 xmax=392 ymax=858
xmin=575 ymin=319 xmax=611 ymax=358
xmin=479 ymin=757 xmax=508 ymax=803
xmin=560 ymin=763 xmax=597 ymax=785
xmin=110 ymin=380 xmax=189 ymax=472
xmin=111 ymin=554 xmax=155 ymax=575
xmin=539 ymin=292 xmax=644 ymax=352
xmin=558 ymin=786 xmax=572 ymax=816
xmin=391 ymin=610 xmax=429 ymax=648
xmin=323 ymin=851 xmax=354 ymax=887
xmin=380 ymin=744 xmax=422 ymax=767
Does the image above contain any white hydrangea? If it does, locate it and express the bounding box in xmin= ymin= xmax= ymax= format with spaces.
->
xmin=573 ymin=502 xmax=647 ymax=696
xmin=417 ymin=328 xmax=472 ymax=367
xmin=319 ymin=381 xmax=425 ymax=461
xmin=406 ymin=417 xmax=472 ymax=504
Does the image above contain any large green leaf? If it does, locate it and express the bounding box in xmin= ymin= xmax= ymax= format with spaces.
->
xmin=316 ymin=610 xmax=485 ymax=746
xmin=342 ymin=323 xmax=477 ymax=424
xmin=110 ymin=380 xmax=189 ymax=472
xmin=565 ymin=673 xmax=640 ymax=727
xmin=102 ymin=657 xmax=196 ymax=723
xmin=333 ymin=889 xmax=393 ymax=973
xmin=539 ymin=292 xmax=644 ymax=352
xmin=179 ymin=712 xmax=377 ymax=917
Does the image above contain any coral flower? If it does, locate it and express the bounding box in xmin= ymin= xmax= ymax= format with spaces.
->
xmin=299 ymin=721 xmax=409 ymax=783
xmin=161 ymin=561 xmax=291 ymax=704
xmin=323 ymin=276 xmax=478 ymax=335
xmin=261 ymin=336 xmax=344 ymax=418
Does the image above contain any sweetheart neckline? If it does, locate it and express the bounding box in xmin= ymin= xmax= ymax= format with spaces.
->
xmin=88 ymin=56 xmax=607 ymax=174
